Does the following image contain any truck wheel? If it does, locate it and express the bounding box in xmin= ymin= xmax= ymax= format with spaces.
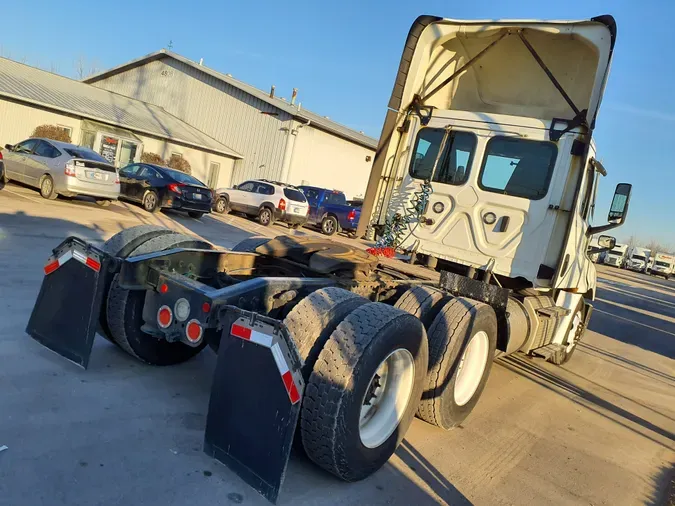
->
xmin=417 ymin=297 xmax=497 ymax=430
xmin=284 ymin=287 xmax=367 ymax=378
xmin=394 ymin=285 xmax=447 ymax=328
xmin=230 ymin=236 xmax=270 ymax=252
xmin=548 ymin=303 xmax=585 ymax=366
xmin=320 ymin=215 xmax=338 ymax=236
xmin=301 ymin=303 xmax=428 ymax=481
xmin=100 ymin=226 xmax=177 ymax=342
xmin=106 ymin=232 xmax=212 ymax=365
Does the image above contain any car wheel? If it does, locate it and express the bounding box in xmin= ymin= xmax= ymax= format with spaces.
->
xmin=258 ymin=207 xmax=274 ymax=226
xmin=142 ymin=191 xmax=160 ymax=213
xmin=321 ymin=215 xmax=338 ymax=235
xmin=39 ymin=175 xmax=58 ymax=200
xmin=96 ymin=199 xmax=112 ymax=207
xmin=188 ymin=211 xmax=204 ymax=219
xmin=214 ymin=197 xmax=229 ymax=214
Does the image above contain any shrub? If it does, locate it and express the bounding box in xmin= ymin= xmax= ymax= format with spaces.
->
xmin=167 ymin=154 xmax=191 ymax=175
xmin=30 ymin=124 xmax=72 ymax=143
xmin=140 ymin=152 xmax=165 ymax=165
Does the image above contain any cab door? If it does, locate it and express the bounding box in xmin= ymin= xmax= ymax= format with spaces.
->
xmin=397 ymin=115 xmax=563 ymax=281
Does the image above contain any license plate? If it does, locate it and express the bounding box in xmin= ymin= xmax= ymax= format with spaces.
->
xmin=193 ymin=193 xmax=202 ymax=200
xmin=293 ymin=207 xmax=301 ymax=214
xmin=86 ymin=171 xmax=103 ymax=181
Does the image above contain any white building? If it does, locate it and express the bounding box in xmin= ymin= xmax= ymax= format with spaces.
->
xmin=0 ymin=58 xmax=241 ymax=188
xmin=85 ymin=50 xmax=377 ymax=198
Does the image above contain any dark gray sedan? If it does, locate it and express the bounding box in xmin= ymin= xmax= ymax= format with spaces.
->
xmin=2 ymin=138 xmax=119 ymax=205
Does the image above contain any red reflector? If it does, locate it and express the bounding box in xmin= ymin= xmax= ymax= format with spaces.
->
xmin=231 ymin=323 xmax=252 ymax=340
xmin=202 ymin=302 xmax=211 ymax=313
xmin=281 ymin=371 xmax=300 ymax=404
xmin=85 ymin=257 xmax=100 ymax=272
xmin=159 ymin=283 xmax=169 ymax=294
xmin=157 ymin=306 xmax=172 ymax=328
xmin=186 ymin=320 xmax=203 ymax=343
xmin=44 ymin=260 xmax=59 ymax=275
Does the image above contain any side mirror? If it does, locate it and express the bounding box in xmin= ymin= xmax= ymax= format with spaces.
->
xmin=232 ymin=185 xmax=238 ymax=190
xmin=4 ymin=144 xmax=13 ymax=151
xmin=597 ymin=235 xmax=616 ymax=250
xmin=608 ymin=183 xmax=632 ymax=224
xmin=587 ymin=183 xmax=632 ymax=236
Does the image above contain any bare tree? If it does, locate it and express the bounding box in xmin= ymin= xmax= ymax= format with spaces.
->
xmin=75 ymin=56 xmax=86 ymax=79
xmin=623 ymin=234 xmax=638 ymax=250
xmin=74 ymin=56 xmax=100 ymax=80
xmin=49 ymin=62 xmax=58 ymax=73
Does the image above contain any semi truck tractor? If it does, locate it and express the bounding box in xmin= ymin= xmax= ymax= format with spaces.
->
xmin=604 ymin=243 xmax=628 ymax=267
xmin=625 ymin=246 xmax=650 ymax=272
xmin=25 ymin=15 xmax=629 ymax=504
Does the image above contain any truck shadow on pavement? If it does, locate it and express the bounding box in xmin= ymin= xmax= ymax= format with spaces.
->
xmin=496 ymin=355 xmax=675 ymax=447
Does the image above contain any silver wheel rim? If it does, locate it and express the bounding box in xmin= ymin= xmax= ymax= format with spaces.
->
xmin=454 ymin=330 xmax=490 ymax=407
xmin=145 ymin=193 xmax=156 ymax=210
xmin=42 ymin=178 xmax=52 ymax=195
xmin=217 ymin=199 xmax=225 ymax=212
xmin=359 ymin=348 xmax=415 ymax=449
xmin=260 ymin=210 xmax=270 ymax=224
xmin=323 ymin=219 xmax=335 ymax=233
xmin=566 ymin=311 xmax=583 ymax=353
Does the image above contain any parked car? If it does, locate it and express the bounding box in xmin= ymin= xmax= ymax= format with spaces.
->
xmin=298 ymin=185 xmax=361 ymax=236
xmin=2 ymin=138 xmax=119 ymax=205
xmin=118 ymin=163 xmax=213 ymax=218
xmin=214 ymin=179 xmax=309 ymax=227
xmin=0 ymin=149 xmax=5 ymax=188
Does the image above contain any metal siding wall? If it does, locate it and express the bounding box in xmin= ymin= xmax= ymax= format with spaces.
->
xmin=91 ymin=59 xmax=292 ymax=184
xmin=0 ymin=98 xmax=83 ymax=146
xmin=289 ymin=125 xmax=375 ymax=199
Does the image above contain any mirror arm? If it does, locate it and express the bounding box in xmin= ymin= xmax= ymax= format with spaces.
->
xmin=587 ymin=223 xmax=620 ymax=236
xmin=588 ymin=246 xmax=611 ymax=254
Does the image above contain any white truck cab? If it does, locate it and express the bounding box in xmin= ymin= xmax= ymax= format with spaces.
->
xmin=361 ymin=15 xmax=631 ymax=364
xmin=604 ymin=243 xmax=628 ymax=268
xmin=625 ymin=246 xmax=650 ymax=272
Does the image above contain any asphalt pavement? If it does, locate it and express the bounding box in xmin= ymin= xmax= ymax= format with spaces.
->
xmin=0 ymin=182 xmax=673 ymax=506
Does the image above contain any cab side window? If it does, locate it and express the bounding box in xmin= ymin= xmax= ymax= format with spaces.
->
xmin=237 ymin=182 xmax=255 ymax=192
xmin=33 ymin=141 xmax=61 ymax=158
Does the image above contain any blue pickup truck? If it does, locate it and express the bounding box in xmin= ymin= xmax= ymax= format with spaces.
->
xmin=298 ymin=185 xmax=361 ymax=236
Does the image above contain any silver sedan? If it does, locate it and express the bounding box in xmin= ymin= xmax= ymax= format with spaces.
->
xmin=2 ymin=138 xmax=119 ymax=205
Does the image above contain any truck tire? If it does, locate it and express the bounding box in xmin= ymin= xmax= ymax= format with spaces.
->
xmin=230 ymin=236 xmax=270 ymax=252
xmin=301 ymin=303 xmax=428 ymax=481
xmin=417 ymin=297 xmax=497 ymax=430
xmin=548 ymin=302 xmax=585 ymax=366
xmin=320 ymin=215 xmax=338 ymax=236
xmin=100 ymin=226 xmax=177 ymax=342
xmin=106 ymin=232 xmax=213 ymax=365
xmin=284 ymin=287 xmax=367 ymax=378
xmin=394 ymin=285 xmax=447 ymax=328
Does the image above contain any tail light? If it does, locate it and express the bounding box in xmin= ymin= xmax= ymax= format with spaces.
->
xmin=64 ymin=162 xmax=76 ymax=177
xmin=347 ymin=209 xmax=356 ymax=221
xmin=185 ymin=319 xmax=203 ymax=343
xmin=278 ymin=198 xmax=286 ymax=211
xmin=157 ymin=305 xmax=173 ymax=329
xmin=114 ymin=172 xmax=120 ymax=184
xmin=0 ymin=150 xmax=3 ymax=160
xmin=168 ymin=183 xmax=184 ymax=195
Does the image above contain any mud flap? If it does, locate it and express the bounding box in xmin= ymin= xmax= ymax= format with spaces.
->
xmin=204 ymin=309 xmax=304 ymax=504
xmin=26 ymin=238 xmax=111 ymax=369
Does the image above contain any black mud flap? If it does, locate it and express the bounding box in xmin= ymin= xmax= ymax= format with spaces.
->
xmin=26 ymin=238 xmax=111 ymax=369
xmin=204 ymin=309 xmax=304 ymax=504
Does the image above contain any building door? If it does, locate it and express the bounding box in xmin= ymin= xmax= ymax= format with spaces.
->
xmin=207 ymin=162 xmax=220 ymax=189
xmin=99 ymin=136 xmax=119 ymax=164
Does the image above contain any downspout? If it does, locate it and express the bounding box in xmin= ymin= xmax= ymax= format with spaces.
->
xmin=279 ymin=118 xmax=310 ymax=184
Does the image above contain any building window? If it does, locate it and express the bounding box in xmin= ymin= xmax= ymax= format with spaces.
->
xmin=119 ymin=140 xmax=138 ymax=166
xmin=80 ymin=130 xmax=96 ymax=149
xmin=58 ymin=125 xmax=73 ymax=138
xmin=171 ymin=152 xmax=182 ymax=159
xmin=99 ymin=136 xmax=119 ymax=164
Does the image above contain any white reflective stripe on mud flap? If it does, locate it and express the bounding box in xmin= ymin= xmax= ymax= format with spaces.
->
xmin=270 ymin=343 xmax=289 ymax=375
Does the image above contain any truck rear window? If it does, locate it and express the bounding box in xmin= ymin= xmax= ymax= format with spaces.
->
xmin=324 ymin=192 xmax=347 ymax=205
xmin=283 ymin=188 xmax=307 ymax=202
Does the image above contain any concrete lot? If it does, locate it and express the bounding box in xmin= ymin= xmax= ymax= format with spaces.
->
xmin=0 ymin=181 xmax=673 ymax=506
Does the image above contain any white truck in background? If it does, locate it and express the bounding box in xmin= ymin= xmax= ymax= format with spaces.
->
xmin=647 ymin=252 xmax=675 ymax=279
xmin=604 ymin=243 xmax=628 ymax=268
xmin=588 ymin=236 xmax=606 ymax=263
xmin=625 ymin=246 xmax=651 ymax=272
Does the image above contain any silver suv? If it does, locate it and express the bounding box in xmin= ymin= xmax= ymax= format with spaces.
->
xmin=214 ymin=179 xmax=309 ymax=228
xmin=3 ymin=138 xmax=119 ymax=205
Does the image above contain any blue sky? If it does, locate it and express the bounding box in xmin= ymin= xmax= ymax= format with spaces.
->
xmin=2 ymin=0 xmax=673 ymax=245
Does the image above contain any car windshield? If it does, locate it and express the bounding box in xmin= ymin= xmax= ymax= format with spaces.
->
xmin=164 ymin=168 xmax=204 ymax=186
xmin=64 ymin=147 xmax=109 ymax=163
xmin=283 ymin=188 xmax=307 ymax=202
xmin=632 ymin=255 xmax=646 ymax=261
